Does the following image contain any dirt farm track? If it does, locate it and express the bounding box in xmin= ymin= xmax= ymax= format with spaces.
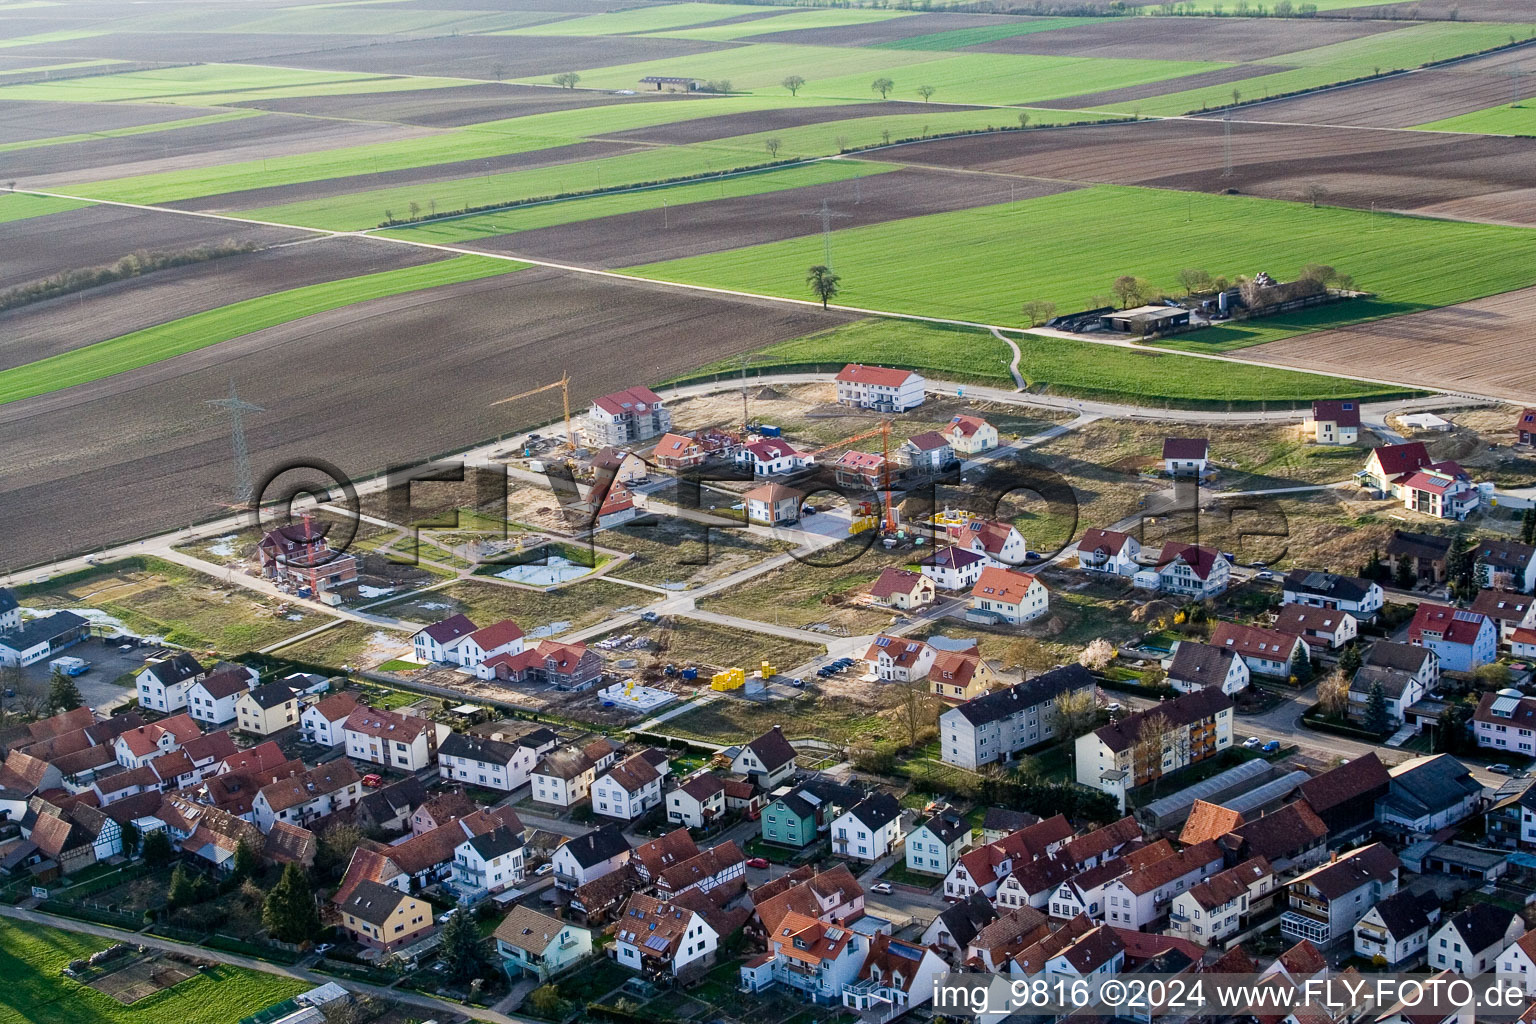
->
xmin=0 ymin=270 xmax=848 ymax=567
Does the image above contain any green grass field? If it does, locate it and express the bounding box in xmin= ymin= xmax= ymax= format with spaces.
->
xmin=1417 ymin=100 xmax=1536 ymax=135
xmin=240 ymin=143 xmax=801 ymax=230
xmin=655 ymin=8 xmax=917 ymax=42
xmin=870 ymin=17 xmax=1107 ymax=51
xmin=626 ymin=184 xmax=1536 ymax=337
xmin=0 ymin=63 xmax=466 ymax=105
xmin=0 ymin=193 xmax=92 ymax=223
xmin=0 ymin=917 xmax=308 ymax=1024
xmin=0 ymin=255 xmax=523 ymax=405
xmin=377 ymin=160 xmax=894 ymax=243
xmin=501 ymin=1 xmax=783 ymax=36
xmin=691 ymin=318 xmax=1413 ymax=406
xmin=0 ymin=110 xmax=262 ymax=154
xmin=518 ymin=43 xmax=1226 ymax=106
xmin=1111 ymin=22 xmax=1536 ymax=115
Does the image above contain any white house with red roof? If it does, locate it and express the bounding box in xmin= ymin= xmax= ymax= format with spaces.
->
xmin=944 ymin=414 xmax=998 ymax=454
xmin=863 ymin=635 xmax=936 ymax=682
xmin=461 ymin=619 xmax=526 ymax=673
xmin=920 ymin=545 xmax=985 ymax=592
xmin=744 ymin=482 xmax=804 ymax=526
xmin=1361 ymin=442 xmax=1434 ymax=495
xmin=1156 ymin=543 xmax=1230 ymax=599
xmin=867 ymin=567 xmax=934 ymax=611
xmin=344 ymin=707 xmax=448 ymax=771
xmin=481 ymin=639 xmax=603 ymax=690
xmin=1306 ymin=400 xmax=1361 ymax=445
xmin=1162 ymin=438 xmax=1209 ymax=476
xmin=735 ymin=439 xmax=808 ymax=477
xmin=834 ymin=363 xmax=925 ymax=413
xmin=113 ymin=714 xmax=200 ymax=769
xmin=969 ymin=567 xmax=1049 ymax=625
xmin=1077 ymin=528 xmax=1141 ymax=576
xmin=1409 ymin=603 xmax=1497 ymax=672
xmin=583 ymin=386 xmax=670 ymax=446
xmin=650 ymin=432 xmax=705 ymax=470
xmin=301 ymin=691 xmax=360 ymax=746
xmin=257 ymin=516 xmax=359 ymax=593
xmin=1399 ymin=464 xmax=1479 ymax=520
xmin=413 ymin=613 xmax=477 ymax=664
xmin=948 ymin=517 xmax=1028 ymax=568
xmin=1210 ymin=621 xmax=1308 ymax=678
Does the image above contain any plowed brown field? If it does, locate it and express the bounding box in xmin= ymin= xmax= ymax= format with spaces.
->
xmin=236 ymin=82 xmax=698 ymax=128
xmin=0 ymin=268 xmax=848 ymax=565
xmin=266 ymin=34 xmax=740 ymax=79
xmin=971 ymin=15 xmax=1396 ymax=62
xmin=1241 ymin=286 xmax=1536 ymax=403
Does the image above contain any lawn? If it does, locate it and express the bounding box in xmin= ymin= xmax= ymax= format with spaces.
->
xmin=687 ymin=319 xmax=1414 ymax=407
xmin=17 ymin=556 xmax=332 ymax=653
xmin=602 ymin=514 xmax=780 ymax=588
xmin=0 ymin=918 xmax=308 ymax=1024
xmin=1418 ymin=100 xmax=1536 ymax=136
xmin=0 ymin=255 xmax=523 ymax=406
xmin=0 ymin=111 xmax=261 ymax=154
xmin=0 ymin=63 xmax=467 ymax=105
xmin=626 ymin=184 xmax=1536 ymax=343
xmin=694 ymin=537 xmax=910 ymax=633
xmin=0 ymin=192 xmax=91 ymax=223
xmin=598 ymin=617 xmax=823 ymax=672
xmin=523 ymin=42 xmax=1226 ymax=106
xmin=373 ymin=578 xmax=645 ymax=636
xmin=378 ymin=160 xmax=894 ymax=244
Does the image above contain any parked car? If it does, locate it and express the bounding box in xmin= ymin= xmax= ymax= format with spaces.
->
xmin=437 ymin=908 xmax=460 ymax=924
xmin=313 ymin=943 xmax=334 ymax=955
xmin=1262 ymin=740 xmax=1280 ymax=753
xmin=871 ymin=882 xmax=893 ymax=895
xmin=1255 ymin=570 xmax=1277 ymax=581
xmin=640 ymin=611 xmax=659 ymax=623
xmin=1105 ymin=702 xmax=1122 ymax=714
xmin=361 ymin=773 xmax=383 ymax=788
xmin=1243 ymin=736 xmax=1261 ymax=748
xmin=535 ymin=863 xmax=554 ymax=876
xmin=745 ymin=857 xmax=769 ymax=869
xmin=1490 ymin=764 xmax=1513 ymax=775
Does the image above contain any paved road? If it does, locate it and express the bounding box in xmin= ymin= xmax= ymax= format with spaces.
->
xmin=0 ymin=904 xmax=530 ymax=1024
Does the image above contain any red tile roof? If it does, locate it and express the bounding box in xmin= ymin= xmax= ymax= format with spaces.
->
xmin=1156 ymin=542 xmax=1223 ymax=580
xmin=469 ymin=619 xmax=524 ymax=651
xmin=592 ymin=385 xmax=663 ymax=416
xmin=868 ymin=567 xmax=929 ymax=601
xmin=835 ymin=363 xmax=917 ymax=388
xmin=1409 ymin=603 xmax=1491 ymax=647
xmin=1311 ymin=399 xmax=1360 ymax=428
xmin=1369 ymin=442 xmax=1432 ymax=481
xmin=970 ymin=567 xmax=1040 ymax=606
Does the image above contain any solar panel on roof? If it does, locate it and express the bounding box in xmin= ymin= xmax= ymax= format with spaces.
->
xmin=644 ymin=935 xmax=669 ymax=951
xmin=890 ymin=943 xmax=923 ymax=961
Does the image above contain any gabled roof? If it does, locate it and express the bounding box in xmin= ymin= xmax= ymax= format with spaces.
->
xmin=1114 ymin=839 xmax=1221 ymax=895
xmin=1369 ymin=442 xmax=1432 ymax=480
xmin=344 ymin=706 xmax=431 ymax=743
xmin=601 ymin=751 xmax=660 ymax=794
xmin=1441 ymin=902 xmax=1517 ymax=953
xmin=917 ymin=809 xmax=970 ymax=845
xmin=656 ymin=840 xmax=743 ymax=892
xmin=949 ymin=664 xmax=1094 ymax=727
xmin=1381 ymin=754 xmax=1481 ymax=819
xmin=141 ymin=652 xmax=205 ymax=687
xmin=1470 ymin=588 xmax=1533 ymax=625
xmin=1162 ymin=437 xmax=1208 ymax=461
xmin=1289 ymin=843 xmax=1398 ymax=899
xmin=1311 ymin=399 xmax=1360 ymax=428
xmin=1409 ymin=603 xmax=1491 ymax=647
xmin=969 ymin=904 xmax=1049 ymax=958
xmin=1283 ymin=569 xmax=1376 ymax=603
xmin=868 ymin=567 xmax=929 ymax=600
xmin=933 ymin=892 xmax=998 ymax=948
xmin=306 ymin=692 xmax=359 ymax=723
xmin=651 ymin=432 xmax=700 ymax=458
xmin=903 ymin=431 xmax=950 ymax=453
xmin=469 ymin=619 xmax=524 ymax=651
xmin=1167 ymin=642 xmax=1240 ymax=688
xmin=1184 ymin=856 xmax=1271 ymax=910
xmin=194 ymin=668 xmax=251 ymax=700
xmin=678 ymin=774 xmax=725 ymax=803
xmin=418 ymin=613 xmax=477 ymax=645
xmin=244 ymin=681 xmax=297 ymax=710
xmin=983 ymin=806 xmax=1040 ymax=834
xmin=970 ymin=566 xmax=1041 ymax=605
xmin=1476 ymin=539 xmax=1536 ymax=572
xmin=615 ymin=893 xmax=704 ymax=962
xmin=561 ymin=825 xmax=630 ymax=869
xmin=835 ymin=363 xmax=918 ymax=388
xmin=439 ymin=731 xmax=519 ymax=766
xmin=1090 ymin=688 xmax=1233 ymax=755
xmin=1156 ymin=542 xmax=1223 ymax=580
xmin=1225 ymin=801 xmax=1327 ymax=862
xmin=1063 ymin=816 xmax=1141 ymax=866
xmin=591 ymin=385 xmax=663 ymax=416
xmin=259 ymin=760 xmax=360 ymax=812
xmin=1298 ymin=752 xmax=1390 ymax=815
xmin=342 ymin=879 xmax=413 ymax=927
xmin=1274 ymin=605 xmax=1351 ymax=638
xmin=842 ymin=792 xmax=901 ymax=832
xmin=1210 ymin=621 xmax=1303 ymax=661
xmin=464 ymin=824 xmax=525 ymax=861
xmin=1276 ymin=938 xmax=1327 ymax=978
xmin=744 ymin=726 xmax=796 ymax=772
xmin=920 ymin=544 xmax=984 ymax=570
xmin=263 ymin=821 xmax=317 ymax=866
xmin=1052 ymin=923 xmax=1124 ymax=974
xmin=1079 ymin=528 xmax=1134 ymax=557
xmin=1368 ymin=888 xmax=1439 ymax=940
xmin=947 ymin=414 xmax=991 ymax=438
xmin=495 ymin=904 xmax=576 ymax=955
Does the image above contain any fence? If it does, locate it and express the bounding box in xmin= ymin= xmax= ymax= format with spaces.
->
xmin=39 ymin=900 xmax=143 ymax=930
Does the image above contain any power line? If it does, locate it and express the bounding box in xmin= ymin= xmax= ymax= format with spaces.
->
xmin=803 ymin=199 xmax=851 ymax=269
xmin=1222 ymin=111 xmax=1233 ymax=178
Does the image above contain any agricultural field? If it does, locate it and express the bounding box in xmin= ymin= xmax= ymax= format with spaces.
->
xmin=1418 ymin=100 xmax=1536 ymax=136
xmin=0 ymin=63 xmax=468 ymax=105
xmin=0 ymin=917 xmax=309 ymax=1024
xmin=626 ymin=184 xmax=1536 ymax=342
xmin=14 ymin=556 xmax=332 ymax=653
xmin=373 ymin=577 xmax=646 ymax=636
xmin=0 ymin=254 xmax=523 ymax=405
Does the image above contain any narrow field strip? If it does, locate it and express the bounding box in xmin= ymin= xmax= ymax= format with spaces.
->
xmin=374 ymin=160 xmax=896 ymax=243
xmin=870 ymin=18 xmax=1106 ymax=52
xmin=496 ymin=2 xmax=784 ymax=37
xmin=652 ymin=8 xmax=917 ymax=42
xmin=0 ymin=192 xmax=92 ymax=223
xmin=622 ymin=184 xmax=1536 ymax=339
xmin=0 ymin=64 xmax=469 ymax=105
xmin=0 ymin=254 xmax=524 ymax=406
xmin=1416 ymin=100 xmax=1536 ymax=135
xmin=0 ymin=109 xmax=263 ymax=154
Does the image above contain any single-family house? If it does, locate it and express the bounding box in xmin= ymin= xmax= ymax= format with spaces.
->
xmin=949 ymin=518 xmax=1028 ymax=569
xmin=299 ymin=692 xmax=358 ymax=747
xmin=831 ymin=450 xmax=888 ymax=493
xmin=186 ymin=667 xmax=255 ymax=726
xmin=1355 ymin=889 xmax=1441 ymax=968
xmin=252 ymin=760 xmax=362 ymax=833
xmin=1166 ymin=641 xmax=1250 ymax=695
xmin=1386 ymin=530 xmax=1454 ymax=586
xmin=1162 ymin=438 xmax=1209 ymax=477
xmin=1279 ymin=843 xmax=1400 ymax=948
xmin=614 ymin=893 xmax=718 ymax=983
xmin=1428 ymin=903 xmax=1524 ymax=975
xmin=969 ymin=566 xmax=1048 ymax=625
xmin=830 ymin=793 xmax=904 ymax=862
xmin=731 ymin=727 xmax=797 ymax=790
xmin=1361 ymin=442 xmax=1434 ymax=495
xmin=235 ymin=682 xmax=300 ymax=737
xmin=113 ymin=715 xmax=200 ymax=769
xmin=743 ymin=482 xmax=803 ymax=526
xmin=650 ymin=432 xmax=705 ymax=471
xmin=1307 ymin=400 xmax=1360 ymax=445
xmin=863 ymin=635 xmax=935 ymax=683
xmin=928 ymin=646 xmax=998 ymax=703
xmin=667 ymin=774 xmax=725 ymax=829
xmin=438 ymin=732 xmax=531 ymax=793
xmin=531 ymin=747 xmax=597 ymax=809
xmin=495 ymin=905 xmax=590 ymax=982
xmin=1473 ymin=539 xmax=1536 ymax=593
xmin=866 ymin=567 xmax=934 ymax=611
xmin=453 ymin=823 xmax=526 ymax=893
xmin=945 ymin=414 xmax=998 ymax=454
xmin=593 ymin=750 xmax=669 ymax=821
xmin=905 ymin=808 xmax=970 ymax=876
xmin=842 ymin=934 xmax=948 ymax=1016
xmin=735 ymin=440 xmax=808 ymax=477
xmin=1210 ymin=621 xmax=1307 ymax=679
xmin=896 ymin=431 xmax=953 ymax=473
xmin=257 ymin=517 xmax=359 ymax=593
xmin=1470 ymin=588 xmax=1536 ymax=642
xmin=759 ymin=778 xmax=857 ymax=848
xmin=1167 ymin=857 xmax=1274 ymax=945
xmin=1274 ymin=605 xmax=1357 ymax=651
xmin=134 ymin=652 xmax=205 ymax=714
xmin=1476 ymin=688 xmax=1536 ymax=755
xmin=1155 ymin=543 xmax=1230 ymax=599
xmin=919 ymin=545 xmax=985 ymax=592
xmin=1282 ymin=569 xmax=1383 ymax=619
xmin=1496 ymin=931 xmax=1536 ymax=994
xmin=551 ymin=825 xmax=630 ymax=891
xmin=339 ymin=880 xmax=433 ymax=953
xmin=1408 ymin=603 xmax=1497 ymax=672
xmin=1348 ymin=643 xmax=1438 ymax=730
xmin=413 ymin=613 xmax=477 ymax=665
xmin=1077 ymin=529 xmax=1142 ymax=577
xmin=1100 ymin=840 xmax=1224 ymax=930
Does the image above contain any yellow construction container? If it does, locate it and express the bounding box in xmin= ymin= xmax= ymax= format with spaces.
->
xmin=849 ymin=515 xmax=877 ymax=535
xmin=759 ymin=661 xmax=775 ymax=679
xmin=711 ymin=668 xmax=745 ymax=691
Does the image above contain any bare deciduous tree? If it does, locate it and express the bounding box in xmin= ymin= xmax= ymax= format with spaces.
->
xmin=1021 ymin=299 xmax=1056 ymax=327
xmin=764 ymin=137 xmax=782 ymax=159
xmin=916 ymin=84 xmax=936 ymax=102
xmin=782 ymin=75 xmax=805 ymax=96
xmin=552 ymin=72 xmax=581 ymax=89
xmin=1316 ymin=670 xmax=1351 ymax=718
xmin=1048 ymin=688 xmax=1100 ymax=743
xmin=897 ymin=677 xmax=939 ymax=747
xmin=1004 ymin=638 xmax=1055 ymax=675
xmin=1176 ymin=268 xmax=1213 ymax=294
xmin=1132 ymin=711 xmax=1173 ymax=785
xmin=871 ymin=77 xmax=895 ymax=99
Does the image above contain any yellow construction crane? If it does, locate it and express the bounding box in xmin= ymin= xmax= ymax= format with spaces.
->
xmin=492 ymin=374 xmax=573 ymax=450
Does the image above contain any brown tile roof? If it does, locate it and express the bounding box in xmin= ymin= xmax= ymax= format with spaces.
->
xmin=1013 ymin=913 xmax=1095 ymax=974
xmin=1276 ymin=938 xmax=1327 ymax=978
xmin=1090 ymin=688 xmax=1233 ymax=755
xmin=29 ymin=811 xmax=77 ymax=859
xmin=1186 ymin=857 xmax=1271 ymax=911
xmin=970 ymin=566 xmax=1041 ymax=605
xmin=216 ymin=740 xmax=288 ymax=775
xmin=1179 ymin=800 xmax=1246 ymax=845
xmin=0 ymin=750 xmax=49 ymax=790
xmin=745 ymin=726 xmax=796 ymax=771
xmin=263 ymin=821 xmax=317 ymax=866
xmin=1117 ymin=840 xmax=1221 ymax=895
xmin=181 ymin=730 xmax=237 ymax=765
xmin=1297 ymin=752 xmax=1390 ymax=816
xmin=969 ymin=905 xmax=1050 ymax=959
xmin=571 ymin=864 xmax=643 ymax=917
xmin=656 ymin=841 xmax=744 ymax=894
xmin=333 ymin=847 xmax=404 ymax=904
xmin=633 ymin=827 xmax=700 ymax=879
xmin=1063 ymin=816 xmax=1141 ymax=865
xmin=1289 ymin=843 xmax=1398 ymax=900
xmin=495 ymin=905 xmax=575 ymax=955
xmin=260 ymin=760 xmax=360 ymax=812
xmin=343 ymin=706 xmax=431 ymax=742
xmin=868 ymin=567 xmax=929 ymax=601
xmin=602 ymin=751 xmax=660 ymax=794
xmin=1210 ymin=621 xmax=1303 ymax=661
xmin=614 ymin=893 xmax=702 ymax=963
xmin=1227 ymin=801 xmax=1328 ymax=862
xmin=1163 ymin=438 xmax=1208 ymax=461
xmin=307 ymin=692 xmax=359 ymax=723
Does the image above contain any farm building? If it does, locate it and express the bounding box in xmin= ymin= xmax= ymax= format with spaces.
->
xmin=0 ymin=611 xmax=89 ymax=668
xmin=638 ymin=76 xmax=701 ymax=93
xmin=1100 ymin=305 xmax=1191 ymax=335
